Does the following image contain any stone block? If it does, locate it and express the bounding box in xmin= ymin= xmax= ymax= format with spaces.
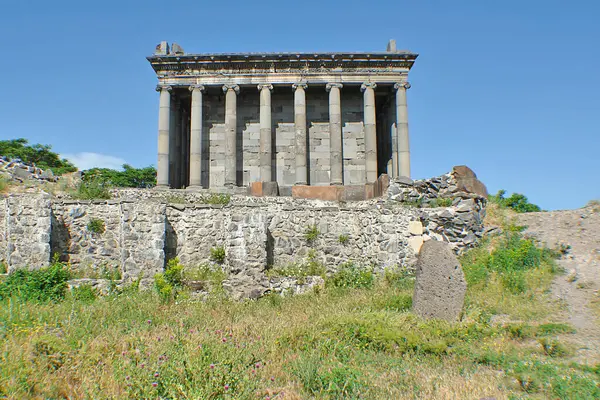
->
xmin=452 ymin=165 xmax=488 ymax=197
xmin=412 ymin=240 xmax=467 ymax=322
xmin=407 ymin=236 xmax=424 ymax=253
xmin=292 ymin=185 xmax=344 ymax=201
xmin=408 ymin=221 xmax=423 ymax=235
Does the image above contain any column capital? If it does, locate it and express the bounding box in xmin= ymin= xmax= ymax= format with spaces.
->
xmin=156 ymin=85 xmax=172 ymax=92
xmin=222 ymin=84 xmax=240 ymax=94
xmin=257 ymin=83 xmax=273 ymax=91
xmin=394 ymin=82 xmax=411 ymax=90
xmin=361 ymin=82 xmax=377 ymax=92
xmin=292 ymin=81 xmax=308 ymax=90
xmin=189 ymin=84 xmax=205 ymax=92
xmin=326 ymin=82 xmax=343 ymax=91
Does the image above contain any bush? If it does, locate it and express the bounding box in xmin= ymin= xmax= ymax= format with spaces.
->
xmin=86 ymin=218 xmax=105 ymax=234
xmin=0 ymin=138 xmax=77 ymax=175
xmin=489 ymin=190 xmax=541 ymax=213
xmin=327 ymin=262 xmax=374 ymax=289
xmin=0 ymin=260 xmax=71 ymax=302
xmin=461 ymin=231 xmax=557 ymax=293
xmin=209 ymin=246 xmax=226 ymax=264
xmin=154 ymin=258 xmax=184 ymax=302
xmin=82 ymin=164 xmax=156 ymax=188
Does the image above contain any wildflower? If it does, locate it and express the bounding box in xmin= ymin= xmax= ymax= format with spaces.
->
xmin=152 ymin=382 xmax=158 ymax=387
xmin=224 ymin=384 xmax=230 ymax=390
xmin=255 ymin=362 xmax=261 ymax=368
xmin=270 ymin=376 xmax=275 ymax=382
xmin=147 ymin=320 xmax=152 ymax=324
xmin=210 ymin=363 xmax=215 ymax=369
xmin=222 ymin=337 xmax=227 ymax=343
xmin=125 ymin=376 xmax=130 ymax=380
xmin=154 ymin=372 xmax=159 ymax=378
xmin=140 ymin=363 xmax=145 ymax=369
xmin=121 ymin=351 xmax=127 ymax=356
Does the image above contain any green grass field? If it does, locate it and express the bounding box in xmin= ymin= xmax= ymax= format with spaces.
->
xmin=0 ymin=207 xmax=599 ymax=399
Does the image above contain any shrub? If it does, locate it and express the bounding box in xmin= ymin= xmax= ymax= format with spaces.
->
xmin=82 ymin=164 xmax=156 ymax=188
xmin=72 ymin=181 xmax=111 ymax=200
xmin=86 ymin=218 xmax=105 ymax=234
xmin=327 ymin=262 xmax=374 ymax=289
xmin=338 ymin=234 xmax=349 ymax=244
xmin=0 ymin=260 xmax=71 ymax=302
xmin=488 ymin=189 xmax=541 ymax=213
xmin=209 ymin=246 xmax=226 ymax=264
xmin=154 ymin=258 xmax=184 ymax=302
xmin=304 ymin=225 xmax=320 ymax=242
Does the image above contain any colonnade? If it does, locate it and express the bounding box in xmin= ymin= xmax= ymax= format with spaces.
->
xmin=155 ymin=82 xmax=411 ymax=188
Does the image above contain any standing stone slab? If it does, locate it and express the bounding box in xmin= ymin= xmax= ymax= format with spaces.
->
xmin=412 ymin=240 xmax=466 ymax=322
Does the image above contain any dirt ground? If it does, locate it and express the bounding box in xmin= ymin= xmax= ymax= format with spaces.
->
xmin=517 ymin=204 xmax=600 ymax=364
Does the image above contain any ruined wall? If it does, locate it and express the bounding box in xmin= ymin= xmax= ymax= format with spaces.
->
xmin=0 ymin=198 xmax=6 ymax=266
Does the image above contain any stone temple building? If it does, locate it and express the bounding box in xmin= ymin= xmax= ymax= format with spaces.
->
xmin=147 ymin=40 xmax=417 ymax=196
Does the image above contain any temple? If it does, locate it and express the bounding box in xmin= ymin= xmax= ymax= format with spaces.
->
xmin=147 ymin=40 xmax=417 ymax=195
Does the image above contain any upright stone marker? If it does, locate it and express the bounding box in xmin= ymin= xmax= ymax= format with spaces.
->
xmin=412 ymin=240 xmax=466 ymax=322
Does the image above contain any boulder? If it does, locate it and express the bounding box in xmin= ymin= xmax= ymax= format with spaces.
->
xmin=452 ymin=165 xmax=488 ymax=198
xmin=412 ymin=240 xmax=467 ymax=322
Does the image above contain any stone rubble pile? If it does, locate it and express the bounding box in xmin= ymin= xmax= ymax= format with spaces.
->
xmin=0 ymin=156 xmax=58 ymax=182
xmin=386 ymin=165 xmax=488 ymax=253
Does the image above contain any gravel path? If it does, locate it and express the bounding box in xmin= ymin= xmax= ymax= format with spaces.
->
xmin=517 ymin=205 xmax=600 ymax=364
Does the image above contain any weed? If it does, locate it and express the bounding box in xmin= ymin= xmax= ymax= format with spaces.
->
xmin=202 ymin=193 xmax=231 ymax=205
xmin=538 ymin=337 xmax=565 ymax=357
xmin=0 ymin=261 xmax=7 ymax=274
xmin=427 ymin=197 xmax=454 ymax=207
xmin=71 ymin=181 xmax=111 ymax=200
xmin=516 ymin=374 xmax=539 ymax=393
xmin=71 ymin=284 xmax=97 ymax=303
xmin=86 ymin=218 xmax=105 ymax=234
xmin=183 ymin=263 xmax=226 ymax=285
xmin=268 ymin=250 xmax=326 ymax=278
xmin=338 ymin=234 xmax=349 ymax=244
xmin=209 ymin=246 xmax=226 ymax=264
xmin=166 ymin=194 xmax=185 ymax=204
xmin=327 ymin=262 xmax=374 ymax=289
xmin=304 ymin=224 xmax=320 ymax=242
xmin=154 ymin=258 xmax=184 ymax=302
xmin=0 ymin=175 xmax=10 ymax=193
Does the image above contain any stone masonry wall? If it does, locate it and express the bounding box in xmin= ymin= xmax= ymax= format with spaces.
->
xmin=5 ymin=194 xmax=51 ymax=270
xmin=0 ymin=198 xmax=7 ymax=267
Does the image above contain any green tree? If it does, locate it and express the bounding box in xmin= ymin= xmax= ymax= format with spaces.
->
xmin=489 ymin=190 xmax=542 ymax=213
xmin=0 ymin=138 xmax=77 ymax=175
xmin=82 ymin=164 xmax=156 ymax=188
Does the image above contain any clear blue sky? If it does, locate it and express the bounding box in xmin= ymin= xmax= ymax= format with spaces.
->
xmin=1 ymin=0 xmax=598 ymax=210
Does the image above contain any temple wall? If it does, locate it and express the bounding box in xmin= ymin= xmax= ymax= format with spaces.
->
xmin=203 ymin=88 xmax=368 ymax=188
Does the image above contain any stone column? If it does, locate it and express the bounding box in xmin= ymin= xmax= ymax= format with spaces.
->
xmin=223 ymin=84 xmax=240 ymax=187
xmin=326 ymin=83 xmax=343 ymax=185
xmin=189 ymin=85 xmax=205 ymax=188
xmin=156 ymin=85 xmax=172 ymax=187
xmin=293 ymin=82 xmax=308 ymax=185
xmin=395 ymin=82 xmax=411 ymax=178
xmin=361 ymin=82 xmax=378 ymax=183
xmin=258 ymin=84 xmax=273 ymax=181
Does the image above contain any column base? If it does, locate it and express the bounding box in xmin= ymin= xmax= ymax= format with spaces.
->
xmin=186 ymin=185 xmax=204 ymax=191
xmin=154 ymin=184 xmax=171 ymax=190
xmin=249 ymin=181 xmax=279 ymax=197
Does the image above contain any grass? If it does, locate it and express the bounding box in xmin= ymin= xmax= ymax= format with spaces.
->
xmin=0 ymin=207 xmax=598 ymax=399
